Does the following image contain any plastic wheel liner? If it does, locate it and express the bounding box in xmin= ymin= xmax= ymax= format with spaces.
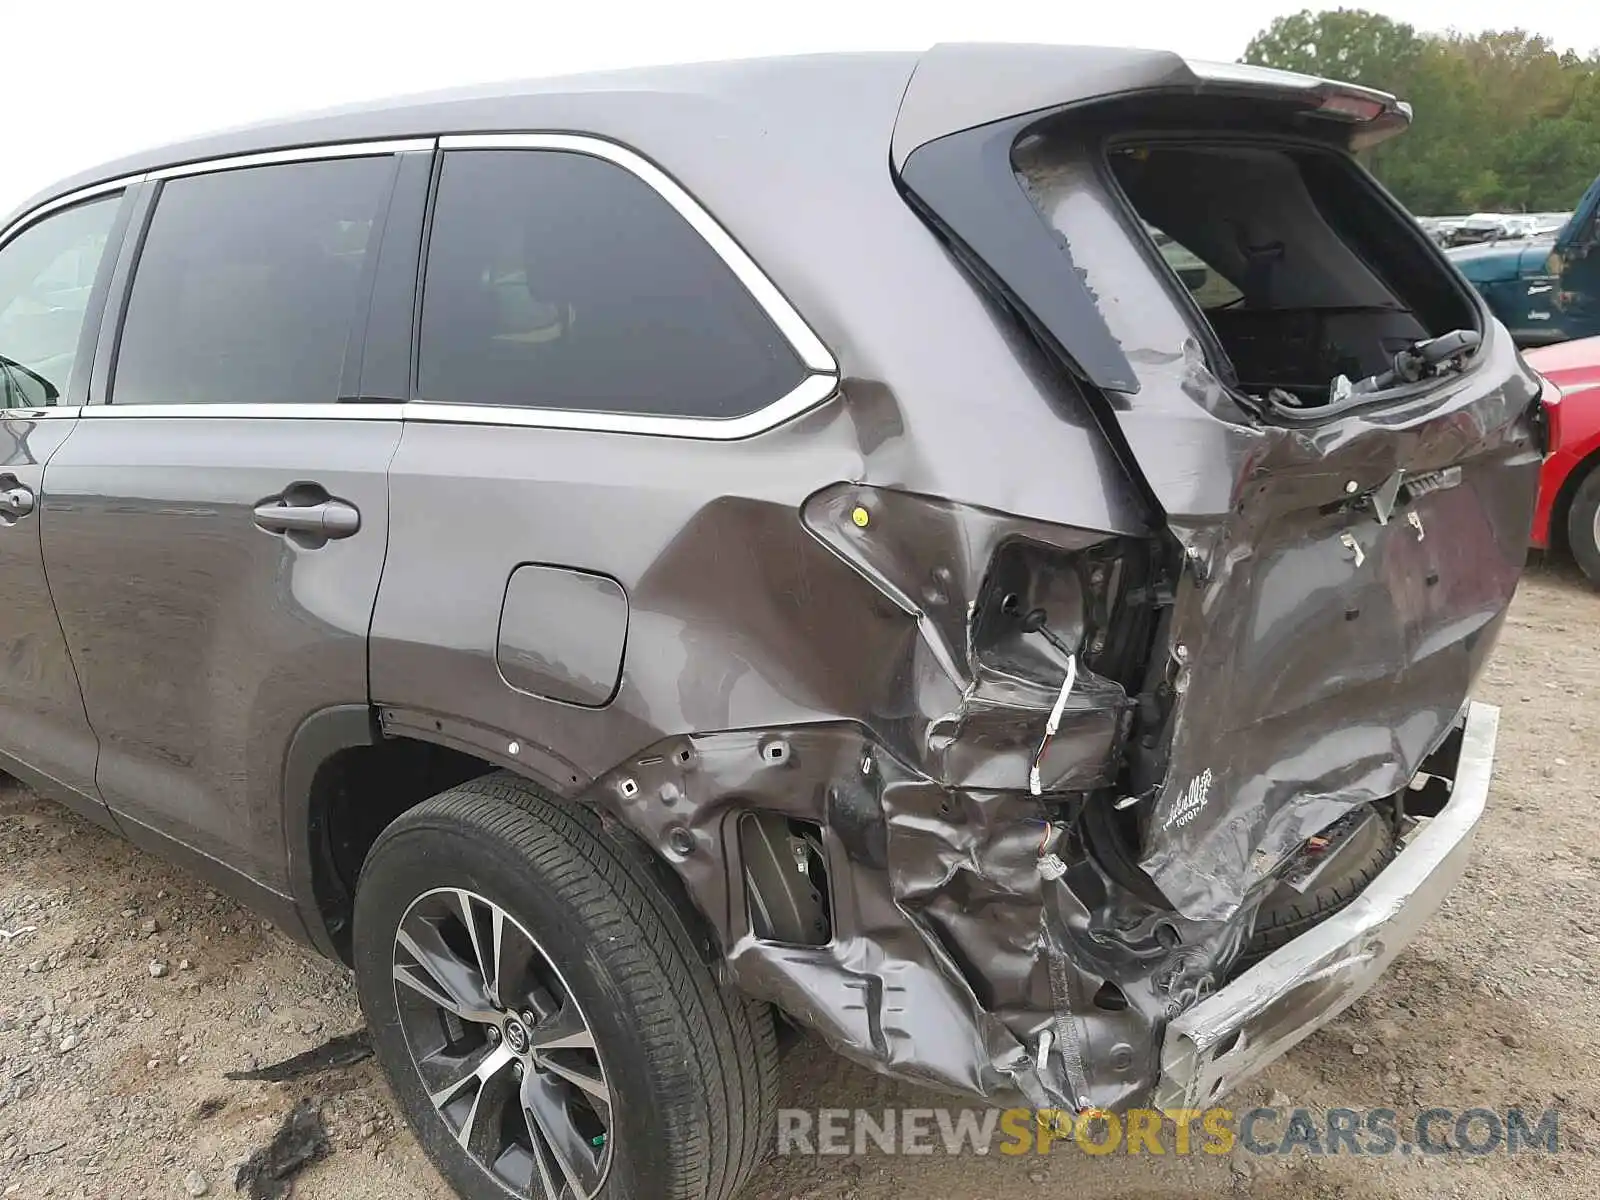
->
xmin=563 ymin=47 xmax=1545 ymax=1115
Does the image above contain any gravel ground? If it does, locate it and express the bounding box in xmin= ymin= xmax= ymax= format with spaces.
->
xmin=1 ymin=558 xmax=1596 ymax=1199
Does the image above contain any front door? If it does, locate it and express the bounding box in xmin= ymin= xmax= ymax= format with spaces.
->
xmin=0 ymin=190 xmax=127 ymax=821
xmin=39 ymin=152 xmax=405 ymax=893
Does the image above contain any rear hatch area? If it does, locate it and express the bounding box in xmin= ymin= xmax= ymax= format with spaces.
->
xmin=896 ymin=50 xmax=1543 ymax=923
xmin=882 ymin=48 xmax=1542 ymax=1109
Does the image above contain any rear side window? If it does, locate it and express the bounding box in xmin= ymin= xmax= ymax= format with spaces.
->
xmin=113 ymin=157 xmax=393 ymax=406
xmin=417 ymin=149 xmax=806 ymax=419
xmin=0 ymin=196 xmax=121 ymax=407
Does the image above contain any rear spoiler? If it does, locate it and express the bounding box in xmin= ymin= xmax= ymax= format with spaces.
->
xmin=890 ymin=43 xmax=1412 ymax=170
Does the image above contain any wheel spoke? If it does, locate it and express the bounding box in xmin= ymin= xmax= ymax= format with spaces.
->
xmin=523 ymin=1070 xmax=603 ymax=1198
xmin=413 ymin=1036 xmax=495 ymax=1097
xmin=395 ymin=921 xmax=497 ymax=1025
xmin=525 ymin=1004 xmax=594 ymax=1053
xmin=522 ymin=1105 xmax=565 ymax=1200
xmin=532 ymin=1053 xmax=609 ymax=1108
xmin=489 ymin=904 xmax=509 ymax=1007
xmin=429 ymin=1042 xmax=517 ymax=1153
xmin=454 ymin=890 xmax=510 ymax=1009
xmin=393 ymin=957 xmax=462 ymax=1015
xmin=454 ymin=890 xmax=493 ymax=1004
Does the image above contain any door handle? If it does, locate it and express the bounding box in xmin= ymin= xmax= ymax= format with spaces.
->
xmin=0 ymin=484 xmax=35 ymax=520
xmin=252 ymin=491 xmax=361 ymax=544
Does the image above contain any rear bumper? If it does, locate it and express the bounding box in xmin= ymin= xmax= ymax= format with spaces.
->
xmin=1153 ymin=700 xmax=1498 ymax=1111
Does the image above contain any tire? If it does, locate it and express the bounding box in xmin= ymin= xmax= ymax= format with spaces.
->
xmin=1566 ymin=464 xmax=1600 ymax=587
xmin=353 ymin=772 xmax=778 ymax=1200
xmin=1240 ymin=807 xmax=1396 ymax=967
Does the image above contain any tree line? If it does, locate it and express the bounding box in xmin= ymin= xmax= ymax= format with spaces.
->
xmin=1242 ymin=8 xmax=1600 ymax=215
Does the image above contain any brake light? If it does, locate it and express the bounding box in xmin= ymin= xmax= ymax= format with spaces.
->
xmin=1319 ymin=93 xmax=1387 ymax=121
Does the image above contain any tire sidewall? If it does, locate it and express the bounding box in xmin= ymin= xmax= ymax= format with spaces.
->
xmin=353 ymin=812 xmax=670 ymax=1200
xmin=1566 ymin=466 xmax=1600 ymax=586
xmin=1243 ymin=807 xmax=1396 ymax=962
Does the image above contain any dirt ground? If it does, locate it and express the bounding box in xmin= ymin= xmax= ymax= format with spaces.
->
xmin=2 ymin=558 xmax=1597 ymax=1200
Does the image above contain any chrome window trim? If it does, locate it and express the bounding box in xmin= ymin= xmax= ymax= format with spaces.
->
xmin=0 ymin=140 xmax=438 ymax=248
xmin=0 ymin=406 xmax=83 ymax=420
xmin=402 ymin=373 xmax=840 ymax=440
xmin=83 ymin=402 xmax=407 ymax=421
xmin=145 ymin=139 xmax=436 ymax=182
xmin=74 ymin=382 xmax=842 ymax=439
xmin=0 ymin=178 xmax=134 ymax=253
xmin=23 ymin=133 xmax=840 ymax=439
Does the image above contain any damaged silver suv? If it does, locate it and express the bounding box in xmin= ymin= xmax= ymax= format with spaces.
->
xmin=0 ymin=43 xmax=1540 ymax=1200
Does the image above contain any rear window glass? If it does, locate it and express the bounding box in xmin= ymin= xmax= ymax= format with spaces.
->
xmin=1148 ymin=228 xmax=1243 ymax=310
xmin=417 ymin=149 xmax=806 ymax=419
xmin=1018 ymin=134 xmax=1477 ymax=406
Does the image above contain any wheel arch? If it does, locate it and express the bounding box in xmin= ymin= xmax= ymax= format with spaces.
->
xmin=285 ymin=706 xmax=511 ymax=963
xmin=284 ymin=705 xmax=725 ymax=968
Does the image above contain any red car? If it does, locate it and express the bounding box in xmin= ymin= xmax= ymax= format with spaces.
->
xmin=1527 ymin=336 xmax=1600 ymax=584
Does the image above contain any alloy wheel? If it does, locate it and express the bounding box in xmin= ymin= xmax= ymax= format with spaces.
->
xmin=391 ymin=887 xmax=612 ymax=1199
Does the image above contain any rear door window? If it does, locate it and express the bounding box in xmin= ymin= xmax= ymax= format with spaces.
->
xmin=416 ymin=149 xmax=807 ymax=419
xmin=112 ymin=157 xmax=394 ymax=406
xmin=0 ymin=196 xmax=122 ymax=407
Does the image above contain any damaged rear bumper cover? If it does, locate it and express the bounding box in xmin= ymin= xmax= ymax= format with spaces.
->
xmin=1156 ymin=701 xmax=1498 ymax=1111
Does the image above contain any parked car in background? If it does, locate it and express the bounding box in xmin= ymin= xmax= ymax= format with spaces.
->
xmin=1448 ymin=213 xmax=1521 ymax=248
xmin=1526 ymin=336 xmax=1600 ymax=584
xmin=1418 ymin=214 xmax=1467 ymax=247
xmin=0 ymin=46 xmax=1539 ymax=1200
xmin=1441 ymin=212 xmax=1570 ymax=247
xmin=1449 ymin=174 xmax=1600 ymax=346
xmin=1518 ymin=213 xmax=1574 ymax=238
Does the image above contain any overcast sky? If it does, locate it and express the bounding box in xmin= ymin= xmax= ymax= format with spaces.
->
xmin=4 ymin=0 xmax=1599 ymax=215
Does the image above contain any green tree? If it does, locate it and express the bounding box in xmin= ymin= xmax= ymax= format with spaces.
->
xmin=1242 ymin=7 xmax=1423 ymax=90
xmin=1242 ymin=9 xmax=1600 ymax=214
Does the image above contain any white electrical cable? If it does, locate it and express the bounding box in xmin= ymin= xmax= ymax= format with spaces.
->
xmin=1029 ymin=655 xmax=1078 ymax=796
xmin=1044 ymin=654 xmax=1078 ymax=737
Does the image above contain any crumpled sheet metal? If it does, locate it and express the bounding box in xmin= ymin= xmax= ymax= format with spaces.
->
xmin=1138 ymin=349 xmax=1538 ymax=921
xmin=586 ymin=721 xmax=1260 ymax=1111
xmin=573 ymin=430 xmax=1533 ymax=1111
xmin=802 ymin=483 xmax=1134 ymax=795
xmin=1155 ymin=703 xmax=1495 ymax=1110
xmin=1018 ymin=129 xmax=1542 ymax=923
xmin=588 ymin=725 xmax=1030 ymax=1100
xmin=575 ymin=467 xmax=1471 ymax=1113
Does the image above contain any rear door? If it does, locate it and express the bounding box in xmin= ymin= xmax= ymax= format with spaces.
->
xmin=39 ymin=147 xmax=419 ymax=892
xmin=367 ymin=138 xmax=835 ymax=782
xmin=0 ymin=190 xmax=128 ymax=821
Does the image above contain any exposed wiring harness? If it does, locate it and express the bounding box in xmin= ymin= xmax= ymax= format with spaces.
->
xmin=1028 ymin=654 xmax=1077 ymax=797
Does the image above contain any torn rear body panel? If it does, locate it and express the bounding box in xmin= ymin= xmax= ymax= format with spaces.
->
xmin=557 ymin=49 xmax=1539 ymax=1114
xmin=342 ymin=46 xmax=1539 ymax=1114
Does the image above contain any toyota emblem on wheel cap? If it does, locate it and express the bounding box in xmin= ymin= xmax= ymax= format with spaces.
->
xmin=503 ymin=1018 xmax=529 ymax=1055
